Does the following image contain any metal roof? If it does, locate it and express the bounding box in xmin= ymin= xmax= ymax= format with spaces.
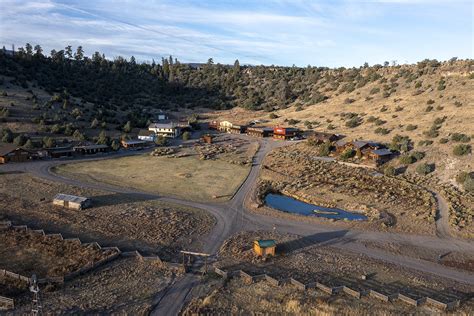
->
xmin=54 ymin=194 xmax=89 ymax=203
xmin=148 ymin=121 xmax=178 ymax=129
xmin=138 ymin=129 xmax=155 ymax=136
xmin=371 ymin=149 xmax=393 ymax=156
xmin=255 ymin=239 xmax=276 ymax=248
xmin=73 ymin=144 xmax=109 ymax=150
xmin=122 ymin=139 xmax=147 ymax=145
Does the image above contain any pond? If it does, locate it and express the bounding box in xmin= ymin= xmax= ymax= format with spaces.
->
xmin=265 ymin=193 xmax=368 ymax=221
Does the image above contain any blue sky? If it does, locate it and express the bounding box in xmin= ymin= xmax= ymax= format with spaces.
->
xmin=0 ymin=0 xmax=472 ymax=67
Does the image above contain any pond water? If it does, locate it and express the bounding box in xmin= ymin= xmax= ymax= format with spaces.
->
xmin=265 ymin=193 xmax=367 ymax=221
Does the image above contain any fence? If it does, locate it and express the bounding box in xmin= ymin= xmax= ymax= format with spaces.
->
xmin=213 ymin=267 xmax=462 ymax=311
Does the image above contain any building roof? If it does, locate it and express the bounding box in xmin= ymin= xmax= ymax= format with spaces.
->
xmin=54 ymin=193 xmax=89 ymax=203
xmin=122 ymin=139 xmax=147 ymax=145
xmin=371 ymin=149 xmax=393 ymax=156
xmin=353 ymin=140 xmax=382 ymax=149
xmin=73 ymin=144 xmax=109 ymax=150
xmin=0 ymin=143 xmax=19 ymax=156
xmin=148 ymin=121 xmax=178 ymax=129
xmin=138 ymin=129 xmax=155 ymax=137
xmin=248 ymin=126 xmax=273 ymax=132
xmin=255 ymin=239 xmax=276 ymax=248
xmin=335 ymin=139 xmax=348 ymax=147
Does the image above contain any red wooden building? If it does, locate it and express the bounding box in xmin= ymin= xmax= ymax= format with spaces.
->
xmin=273 ymin=127 xmax=301 ymax=140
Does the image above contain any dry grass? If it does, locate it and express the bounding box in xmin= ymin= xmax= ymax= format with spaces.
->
xmin=54 ymin=153 xmax=250 ymax=202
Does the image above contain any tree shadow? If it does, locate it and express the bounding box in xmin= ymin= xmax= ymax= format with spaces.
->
xmin=92 ymin=192 xmax=158 ymax=207
xmin=277 ymin=230 xmax=349 ymax=255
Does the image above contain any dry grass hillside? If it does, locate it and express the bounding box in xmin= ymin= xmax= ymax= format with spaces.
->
xmin=208 ymin=61 xmax=473 ymax=185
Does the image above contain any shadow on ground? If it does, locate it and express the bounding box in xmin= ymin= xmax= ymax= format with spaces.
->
xmin=277 ymin=230 xmax=349 ymax=254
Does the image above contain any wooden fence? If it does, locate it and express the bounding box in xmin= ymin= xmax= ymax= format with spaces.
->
xmin=214 ymin=267 xmax=462 ymax=311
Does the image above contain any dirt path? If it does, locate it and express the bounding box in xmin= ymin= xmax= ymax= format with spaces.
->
xmin=434 ymin=191 xmax=452 ymax=239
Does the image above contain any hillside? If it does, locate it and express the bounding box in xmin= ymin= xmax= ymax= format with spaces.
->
xmin=0 ymin=46 xmax=473 ymax=187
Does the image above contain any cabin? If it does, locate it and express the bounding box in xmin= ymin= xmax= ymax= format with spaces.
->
xmin=307 ymin=132 xmax=339 ymax=144
xmin=273 ymin=127 xmax=301 ymax=140
xmin=138 ymin=130 xmax=157 ymax=142
xmin=53 ymin=193 xmax=91 ymax=210
xmin=121 ymin=139 xmax=148 ymax=149
xmin=218 ymin=121 xmax=233 ymax=132
xmin=208 ymin=120 xmax=219 ymax=130
xmin=335 ymin=140 xmax=383 ymax=155
xmin=247 ymin=127 xmax=273 ymax=138
xmin=0 ymin=144 xmax=31 ymax=163
xmin=366 ymin=148 xmax=393 ymax=165
xmin=229 ymin=125 xmax=247 ymax=134
xmin=73 ymin=144 xmax=109 ymax=155
xmin=148 ymin=121 xmax=181 ymax=138
xmin=253 ymin=239 xmax=276 ymax=257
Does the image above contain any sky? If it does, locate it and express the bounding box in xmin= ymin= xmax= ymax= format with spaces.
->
xmin=0 ymin=0 xmax=472 ymax=67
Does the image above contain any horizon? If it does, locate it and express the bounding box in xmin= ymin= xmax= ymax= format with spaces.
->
xmin=1 ymin=0 xmax=473 ymax=67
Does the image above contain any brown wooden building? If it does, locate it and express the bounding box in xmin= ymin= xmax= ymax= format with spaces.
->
xmin=121 ymin=139 xmax=148 ymax=149
xmin=273 ymin=127 xmax=301 ymax=140
xmin=366 ymin=148 xmax=393 ymax=165
xmin=201 ymin=134 xmax=213 ymax=144
xmin=46 ymin=146 xmax=75 ymax=158
xmin=229 ymin=125 xmax=247 ymax=134
xmin=73 ymin=144 xmax=109 ymax=155
xmin=247 ymin=127 xmax=273 ymax=138
xmin=0 ymin=144 xmax=31 ymax=163
xmin=307 ymin=132 xmax=339 ymax=144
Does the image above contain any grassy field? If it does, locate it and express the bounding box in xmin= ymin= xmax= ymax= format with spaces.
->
xmin=54 ymin=154 xmax=250 ymax=202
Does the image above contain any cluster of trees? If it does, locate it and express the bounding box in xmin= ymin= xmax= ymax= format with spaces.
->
xmin=3 ymin=44 xmax=457 ymax=115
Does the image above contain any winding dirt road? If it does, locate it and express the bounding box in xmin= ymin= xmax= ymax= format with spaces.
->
xmin=1 ymin=139 xmax=473 ymax=315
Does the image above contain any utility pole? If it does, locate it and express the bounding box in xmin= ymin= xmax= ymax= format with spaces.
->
xmin=30 ymin=274 xmax=42 ymax=316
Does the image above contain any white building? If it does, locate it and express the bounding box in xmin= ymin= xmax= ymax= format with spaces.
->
xmin=138 ymin=130 xmax=157 ymax=142
xmin=148 ymin=121 xmax=181 ymax=138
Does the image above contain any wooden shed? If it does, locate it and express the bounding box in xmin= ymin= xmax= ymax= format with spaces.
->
xmin=121 ymin=139 xmax=148 ymax=149
xmin=0 ymin=144 xmax=31 ymax=163
xmin=253 ymin=239 xmax=276 ymax=257
xmin=53 ymin=194 xmax=91 ymax=210
xmin=366 ymin=148 xmax=393 ymax=165
xmin=247 ymin=127 xmax=273 ymax=138
xmin=46 ymin=146 xmax=75 ymax=158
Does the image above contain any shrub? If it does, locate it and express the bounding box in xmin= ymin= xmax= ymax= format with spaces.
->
xmin=344 ymin=98 xmax=355 ymax=104
xmin=182 ymin=131 xmax=191 ymax=140
xmin=380 ymin=105 xmax=388 ymax=112
xmin=414 ymin=81 xmax=422 ymax=88
xmin=406 ymin=124 xmax=417 ymax=131
xmin=439 ymin=138 xmax=449 ymax=144
xmin=425 ymin=105 xmax=434 ymax=112
xmin=375 ymin=127 xmax=390 ymax=135
xmin=426 ymin=99 xmax=435 ymax=105
xmin=395 ymin=106 xmax=403 ymax=112
xmin=399 ymin=155 xmax=415 ymax=164
xmin=340 ymin=148 xmax=355 ymax=160
xmin=411 ymin=151 xmax=425 ymax=161
xmin=384 ymin=166 xmax=396 ymax=176
xmin=111 ymin=139 xmax=121 ymax=151
xmin=123 ymin=121 xmax=132 ymax=133
xmin=318 ymin=142 xmax=332 ymax=156
xmin=456 ymin=171 xmax=472 ymax=184
xmin=269 ymin=113 xmax=278 ymax=119
xmin=423 ymin=127 xmax=439 ymax=138
xmin=389 ymin=134 xmax=412 ymax=152
xmin=454 ymin=101 xmax=462 ymax=107
xmin=13 ymin=134 xmax=28 ymax=146
xmin=453 ymin=144 xmax=471 ymax=156
xmin=464 ymin=177 xmax=474 ymax=192
xmin=416 ymin=163 xmax=435 ymax=175
xmin=433 ymin=116 xmax=446 ymax=125
xmin=327 ymin=124 xmax=335 ymax=130
xmin=451 ymin=133 xmax=471 ymax=143
xmin=374 ymin=118 xmax=386 ymax=126
xmin=369 ymin=87 xmax=380 ymax=95
xmin=345 ymin=117 xmax=361 ymax=128
xmin=366 ymin=116 xmax=377 ymax=123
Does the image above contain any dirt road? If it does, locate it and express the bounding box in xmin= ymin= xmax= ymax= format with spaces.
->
xmin=1 ymin=137 xmax=473 ymax=315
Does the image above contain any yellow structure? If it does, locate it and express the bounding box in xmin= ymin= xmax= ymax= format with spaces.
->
xmin=253 ymin=239 xmax=276 ymax=257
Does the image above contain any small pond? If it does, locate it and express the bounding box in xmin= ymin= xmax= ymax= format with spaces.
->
xmin=265 ymin=193 xmax=367 ymax=221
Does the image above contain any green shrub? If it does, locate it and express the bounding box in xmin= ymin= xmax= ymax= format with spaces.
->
xmin=395 ymin=106 xmax=404 ymax=112
xmin=456 ymin=171 xmax=472 ymax=184
xmin=451 ymin=133 xmax=471 ymax=143
xmin=464 ymin=177 xmax=474 ymax=192
xmin=406 ymin=124 xmax=417 ymax=131
xmin=327 ymin=124 xmax=335 ymax=130
xmin=425 ymin=105 xmax=434 ymax=112
xmin=269 ymin=113 xmax=278 ymax=119
xmin=182 ymin=131 xmax=191 ymax=140
xmin=383 ymin=166 xmax=396 ymax=176
xmin=340 ymin=148 xmax=356 ymax=160
xmin=345 ymin=117 xmax=361 ymax=128
xmin=411 ymin=151 xmax=425 ymax=161
xmin=366 ymin=116 xmax=377 ymax=123
xmin=453 ymin=144 xmax=471 ymax=156
xmin=13 ymin=134 xmax=28 ymax=146
xmin=399 ymin=155 xmax=415 ymax=164
xmin=423 ymin=127 xmax=439 ymax=138
xmin=416 ymin=163 xmax=435 ymax=175
xmin=375 ymin=127 xmax=390 ymax=135
xmin=318 ymin=142 xmax=332 ymax=156
xmin=374 ymin=118 xmax=386 ymax=126
xmin=380 ymin=105 xmax=388 ymax=112
xmin=426 ymin=99 xmax=435 ymax=105
xmin=439 ymin=138 xmax=449 ymax=144
xmin=369 ymin=87 xmax=380 ymax=94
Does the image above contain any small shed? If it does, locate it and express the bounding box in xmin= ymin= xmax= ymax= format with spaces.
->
xmin=367 ymin=148 xmax=393 ymax=165
xmin=53 ymin=194 xmax=91 ymax=210
xmin=0 ymin=144 xmax=31 ymax=163
xmin=253 ymin=239 xmax=276 ymax=257
xmin=121 ymin=139 xmax=148 ymax=149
